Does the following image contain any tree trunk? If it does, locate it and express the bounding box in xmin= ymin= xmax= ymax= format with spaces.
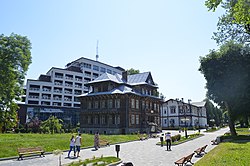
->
xmin=225 ymin=102 xmax=237 ymax=136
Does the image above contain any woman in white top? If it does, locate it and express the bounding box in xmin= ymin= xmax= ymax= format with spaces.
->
xmin=68 ymin=135 xmax=75 ymax=158
xmin=75 ymin=133 xmax=82 ymax=157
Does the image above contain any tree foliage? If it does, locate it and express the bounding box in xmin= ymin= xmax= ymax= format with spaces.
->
xmin=41 ymin=116 xmax=63 ymax=134
xmin=205 ymin=0 xmax=250 ymax=45
xmin=127 ymin=68 xmax=140 ymax=75
xmin=204 ymin=99 xmax=224 ymax=126
xmin=199 ymin=42 xmax=250 ymax=135
xmin=0 ymin=33 xmax=32 ymax=133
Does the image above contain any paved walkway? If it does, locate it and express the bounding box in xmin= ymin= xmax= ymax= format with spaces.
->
xmin=0 ymin=128 xmax=229 ymax=166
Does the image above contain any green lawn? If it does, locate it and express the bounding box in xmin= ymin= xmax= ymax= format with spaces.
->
xmin=0 ymin=133 xmax=139 ymax=158
xmin=65 ymin=156 xmax=120 ymax=166
xmin=195 ymin=128 xmax=250 ymax=166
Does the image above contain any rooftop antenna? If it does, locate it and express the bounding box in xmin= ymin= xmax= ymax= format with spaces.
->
xmin=96 ymin=40 xmax=99 ymax=61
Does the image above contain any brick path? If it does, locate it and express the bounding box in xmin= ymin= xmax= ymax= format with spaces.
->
xmin=0 ymin=128 xmax=229 ymax=166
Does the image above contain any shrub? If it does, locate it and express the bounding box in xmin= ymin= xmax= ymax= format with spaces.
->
xmin=171 ymin=134 xmax=181 ymax=141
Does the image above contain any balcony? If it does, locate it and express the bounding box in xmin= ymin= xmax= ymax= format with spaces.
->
xmin=53 ymin=97 xmax=62 ymax=101
xmin=65 ymin=83 xmax=73 ymax=87
xmin=75 ymin=78 xmax=82 ymax=82
xmin=42 ymin=96 xmax=51 ymax=100
xmin=54 ymin=82 xmax=63 ymax=86
xmin=29 ymin=88 xmax=40 ymax=91
xmin=42 ymin=88 xmax=51 ymax=92
xmin=75 ymin=85 xmax=82 ymax=89
xmin=54 ymin=89 xmax=62 ymax=93
xmin=65 ymin=76 xmax=73 ymax=80
xmin=28 ymin=96 xmax=39 ymax=99
xmin=55 ymin=75 xmax=63 ymax=79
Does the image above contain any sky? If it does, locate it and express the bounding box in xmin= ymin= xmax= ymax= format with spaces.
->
xmin=1 ymin=0 xmax=223 ymax=103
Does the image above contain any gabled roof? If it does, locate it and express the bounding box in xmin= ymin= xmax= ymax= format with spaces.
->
xmin=89 ymin=73 xmax=123 ymax=84
xmin=191 ymin=101 xmax=206 ymax=107
xmin=87 ymin=72 xmax=157 ymax=87
xmin=78 ymin=85 xmax=137 ymax=97
xmin=78 ymin=85 xmax=160 ymax=99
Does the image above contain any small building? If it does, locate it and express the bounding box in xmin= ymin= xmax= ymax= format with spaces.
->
xmin=78 ymin=71 xmax=162 ymax=134
xmin=161 ymin=99 xmax=207 ymax=129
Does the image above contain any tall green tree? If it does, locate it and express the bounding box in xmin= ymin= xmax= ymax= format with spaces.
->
xmin=0 ymin=33 xmax=32 ymax=133
xmin=199 ymin=42 xmax=250 ymax=136
xmin=204 ymin=99 xmax=224 ymax=127
xmin=127 ymin=68 xmax=140 ymax=75
xmin=41 ymin=116 xmax=63 ymax=134
xmin=205 ymin=0 xmax=250 ymax=45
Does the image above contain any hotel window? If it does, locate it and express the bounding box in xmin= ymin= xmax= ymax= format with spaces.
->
xmin=108 ymin=99 xmax=113 ymax=108
xmin=146 ymin=101 xmax=149 ymax=109
xmin=94 ymin=101 xmax=99 ymax=109
xmin=88 ymin=101 xmax=92 ymax=109
xmin=131 ymin=115 xmax=135 ymax=124
xmin=170 ymin=106 xmax=176 ymax=114
xmin=131 ymin=99 xmax=135 ymax=108
xmin=136 ymin=115 xmax=139 ymax=124
xmin=142 ymin=101 xmax=145 ymax=109
xmin=94 ymin=116 xmax=98 ymax=124
xmin=93 ymin=65 xmax=99 ymax=71
xmin=107 ymin=69 xmax=112 ymax=74
xmin=100 ymin=67 xmax=106 ymax=73
xmin=83 ymin=63 xmax=91 ymax=69
xmin=115 ymin=99 xmax=120 ymax=108
xmin=136 ymin=100 xmax=139 ymax=109
xmin=115 ymin=115 xmax=120 ymax=124
xmin=101 ymin=115 xmax=106 ymax=124
xmin=154 ymin=103 xmax=157 ymax=110
xmin=87 ymin=116 xmax=91 ymax=124
xmin=164 ymin=119 xmax=167 ymax=124
xmin=101 ymin=100 xmax=106 ymax=108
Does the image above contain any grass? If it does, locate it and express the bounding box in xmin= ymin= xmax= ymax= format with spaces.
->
xmin=65 ymin=156 xmax=120 ymax=166
xmin=0 ymin=133 xmax=139 ymax=158
xmin=195 ymin=128 xmax=250 ymax=166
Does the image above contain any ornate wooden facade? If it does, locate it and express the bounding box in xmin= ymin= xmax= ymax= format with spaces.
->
xmin=78 ymin=72 xmax=162 ymax=134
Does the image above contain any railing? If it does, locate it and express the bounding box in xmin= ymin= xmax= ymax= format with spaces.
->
xmin=42 ymin=89 xmax=51 ymax=92
xmin=29 ymin=88 xmax=40 ymax=91
xmin=29 ymin=96 xmax=39 ymax=99
xmin=54 ymin=90 xmax=62 ymax=93
xmin=53 ymin=97 xmax=62 ymax=100
xmin=42 ymin=96 xmax=51 ymax=99
xmin=65 ymin=76 xmax=73 ymax=80
xmin=65 ymin=84 xmax=73 ymax=87
xmin=55 ymin=75 xmax=63 ymax=79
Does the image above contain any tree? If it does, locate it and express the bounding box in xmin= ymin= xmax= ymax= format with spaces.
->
xmin=199 ymin=42 xmax=250 ymax=136
xmin=205 ymin=0 xmax=250 ymax=45
xmin=204 ymin=99 xmax=224 ymax=127
xmin=0 ymin=33 xmax=32 ymax=133
xmin=127 ymin=68 xmax=140 ymax=75
xmin=41 ymin=116 xmax=63 ymax=134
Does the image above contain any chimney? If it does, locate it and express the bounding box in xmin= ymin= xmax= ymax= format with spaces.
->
xmin=122 ymin=71 xmax=128 ymax=82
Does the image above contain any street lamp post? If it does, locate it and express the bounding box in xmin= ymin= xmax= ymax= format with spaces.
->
xmin=181 ymin=101 xmax=188 ymax=139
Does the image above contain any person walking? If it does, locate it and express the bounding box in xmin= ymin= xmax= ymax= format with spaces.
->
xmin=68 ymin=135 xmax=76 ymax=158
xmin=165 ymin=132 xmax=172 ymax=151
xmin=75 ymin=133 xmax=82 ymax=157
xmin=94 ymin=132 xmax=100 ymax=150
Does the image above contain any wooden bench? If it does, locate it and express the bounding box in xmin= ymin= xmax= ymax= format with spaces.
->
xmin=174 ymin=153 xmax=195 ymax=166
xmin=18 ymin=147 xmax=45 ymax=160
xmin=99 ymin=139 xmax=110 ymax=146
xmin=194 ymin=145 xmax=207 ymax=156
